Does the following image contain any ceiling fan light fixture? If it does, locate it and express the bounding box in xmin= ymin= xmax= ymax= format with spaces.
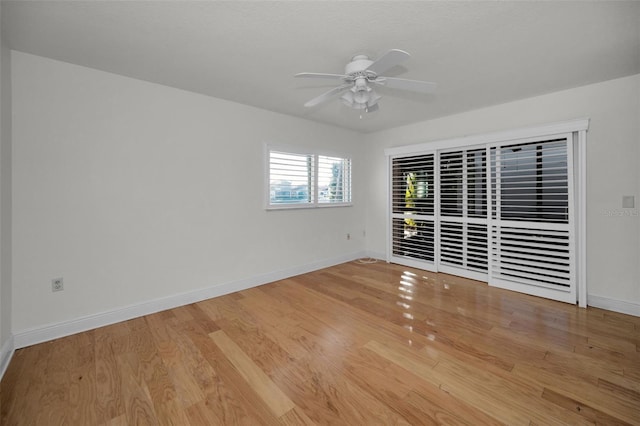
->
xmin=368 ymin=90 xmax=381 ymax=105
xmin=353 ymin=90 xmax=370 ymax=104
xmin=341 ymin=89 xmax=380 ymax=111
xmin=354 ymin=76 xmax=368 ymax=91
xmin=340 ymin=91 xmax=356 ymax=108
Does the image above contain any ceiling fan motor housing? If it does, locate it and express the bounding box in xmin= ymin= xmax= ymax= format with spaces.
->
xmin=345 ymin=55 xmax=375 ymax=78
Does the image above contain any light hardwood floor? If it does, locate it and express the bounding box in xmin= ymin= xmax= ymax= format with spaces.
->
xmin=1 ymin=261 xmax=639 ymax=425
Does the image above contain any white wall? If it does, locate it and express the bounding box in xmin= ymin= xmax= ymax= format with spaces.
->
xmin=9 ymin=50 xmax=640 ymax=344
xmin=0 ymin=4 xmax=14 ymax=366
xmin=365 ymin=74 xmax=640 ymax=311
xmin=12 ymin=51 xmax=366 ymax=335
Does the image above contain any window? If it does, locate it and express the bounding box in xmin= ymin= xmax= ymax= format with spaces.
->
xmin=267 ymin=148 xmax=351 ymax=209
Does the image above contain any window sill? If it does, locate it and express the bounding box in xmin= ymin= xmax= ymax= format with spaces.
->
xmin=266 ymin=203 xmax=353 ymax=211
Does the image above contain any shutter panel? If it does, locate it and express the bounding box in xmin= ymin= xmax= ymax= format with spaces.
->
xmin=391 ymin=154 xmax=436 ymax=268
xmin=491 ymin=225 xmax=571 ymax=288
xmin=467 ymin=223 xmax=489 ymax=272
xmin=440 ymin=151 xmax=463 ymax=217
xmin=269 ymin=151 xmax=313 ymax=205
xmin=437 ymin=149 xmax=488 ymax=280
xmin=317 ymin=155 xmax=352 ymax=204
xmin=489 ymin=136 xmax=576 ymax=303
xmin=392 ymin=218 xmax=435 ymax=262
xmin=440 ymin=221 xmax=463 ymax=266
xmin=467 ymin=149 xmax=488 ymax=218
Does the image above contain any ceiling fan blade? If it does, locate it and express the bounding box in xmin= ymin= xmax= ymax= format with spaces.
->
xmin=295 ymin=72 xmax=347 ymax=80
xmin=304 ymin=84 xmax=351 ymax=107
xmin=375 ymin=77 xmax=437 ymax=94
xmin=366 ymin=49 xmax=410 ymax=75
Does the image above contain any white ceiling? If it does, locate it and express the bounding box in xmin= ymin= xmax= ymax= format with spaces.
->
xmin=3 ymin=1 xmax=639 ymax=133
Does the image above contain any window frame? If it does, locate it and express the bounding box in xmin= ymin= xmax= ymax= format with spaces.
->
xmin=265 ymin=144 xmax=352 ymax=210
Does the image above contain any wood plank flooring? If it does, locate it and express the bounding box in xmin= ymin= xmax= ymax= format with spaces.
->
xmin=1 ymin=261 xmax=639 ymax=425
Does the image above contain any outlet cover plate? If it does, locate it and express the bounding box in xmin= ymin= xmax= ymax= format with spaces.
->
xmin=622 ymin=195 xmax=635 ymax=208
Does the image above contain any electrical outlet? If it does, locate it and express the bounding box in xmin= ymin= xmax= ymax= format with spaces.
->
xmin=52 ymin=277 xmax=64 ymax=292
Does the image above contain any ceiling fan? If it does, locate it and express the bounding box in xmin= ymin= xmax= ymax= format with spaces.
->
xmin=295 ymin=49 xmax=437 ymax=113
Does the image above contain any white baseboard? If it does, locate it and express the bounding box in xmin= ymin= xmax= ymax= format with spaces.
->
xmin=588 ymin=294 xmax=640 ymax=317
xmin=364 ymin=250 xmax=386 ymax=261
xmin=13 ymin=251 xmax=368 ymax=349
xmin=0 ymin=335 xmax=15 ymax=380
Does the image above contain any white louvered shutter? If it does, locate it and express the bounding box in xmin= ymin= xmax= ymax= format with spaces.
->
xmin=268 ymin=149 xmax=351 ymax=208
xmin=438 ymin=149 xmax=488 ymax=281
xmin=489 ymin=136 xmax=576 ymax=303
xmin=269 ymin=151 xmax=313 ymax=206
xmin=317 ymin=155 xmax=352 ymax=204
xmin=390 ymin=154 xmax=436 ymax=269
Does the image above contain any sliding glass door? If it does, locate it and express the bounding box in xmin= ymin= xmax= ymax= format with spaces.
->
xmin=388 ymin=126 xmax=582 ymax=304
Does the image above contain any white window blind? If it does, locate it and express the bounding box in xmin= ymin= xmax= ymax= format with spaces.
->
xmin=267 ymin=148 xmax=351 ymax=209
